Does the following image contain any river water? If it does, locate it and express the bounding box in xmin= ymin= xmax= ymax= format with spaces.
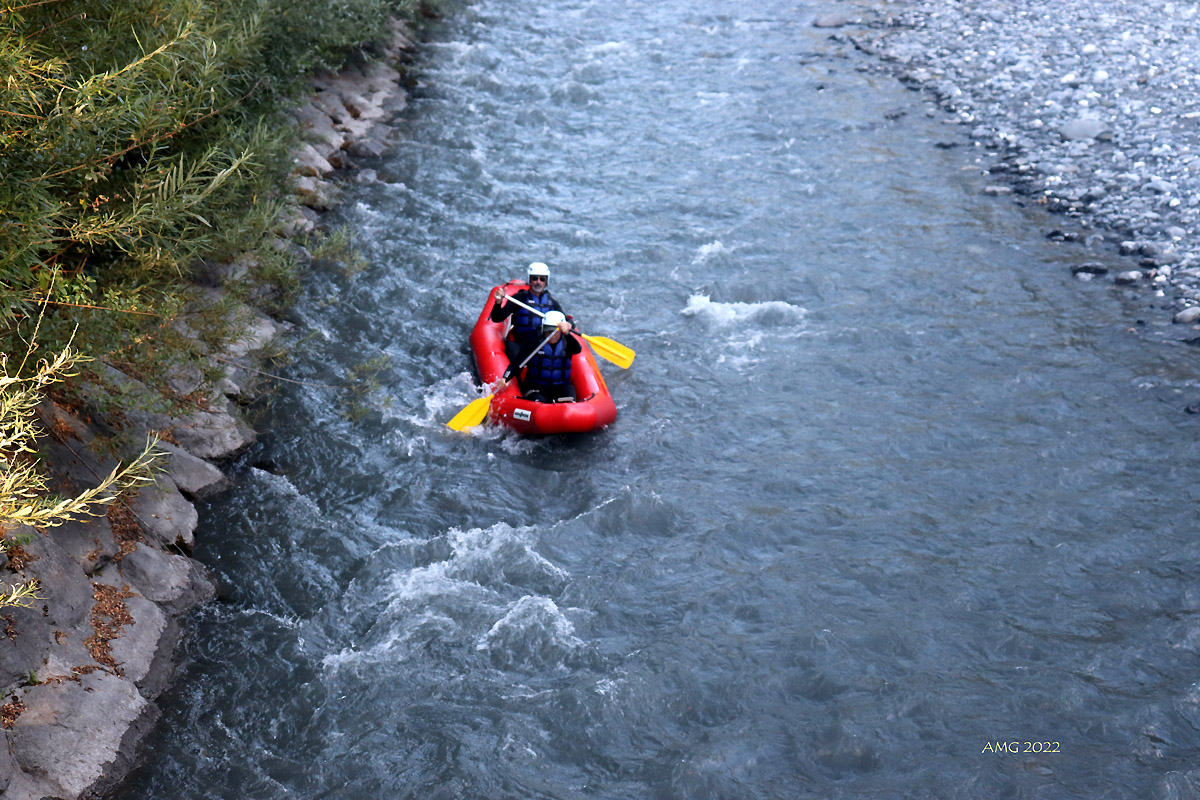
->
xmin=121 ymin=1 xmax=1200 ymax=798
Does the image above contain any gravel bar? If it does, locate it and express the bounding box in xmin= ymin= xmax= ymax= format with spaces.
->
xmin=842 ymin=0 xmax=1200 ymax=325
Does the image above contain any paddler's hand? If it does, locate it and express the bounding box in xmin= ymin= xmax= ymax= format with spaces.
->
xmin=495 ymin=289 xmax=507 ymax=304
xmin=557 ymin=320 xmax=572 ymax=334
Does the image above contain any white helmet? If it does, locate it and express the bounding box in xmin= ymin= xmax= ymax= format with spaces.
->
xmin=528 ymin=262 xmax=550 ymax=279
xmin=542 ymin=310 xmax=566 ymax=330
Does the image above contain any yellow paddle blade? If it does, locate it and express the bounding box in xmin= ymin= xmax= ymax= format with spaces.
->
xmin=582 ymin=333 xmax=635 ymax=369
xmin=446 ymin=393 xmax=492 ymax=431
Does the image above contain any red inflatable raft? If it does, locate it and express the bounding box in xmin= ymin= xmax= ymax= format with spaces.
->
xmin=469 ymin=281 xmax=618 ymax=435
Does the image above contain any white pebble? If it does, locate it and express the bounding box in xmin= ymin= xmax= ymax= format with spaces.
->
xmin=1174 ymin=307 xmax=1200 ymax=324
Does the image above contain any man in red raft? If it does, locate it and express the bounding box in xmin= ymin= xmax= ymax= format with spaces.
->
xmin=491 ymin=262 xmax=581 ymax=402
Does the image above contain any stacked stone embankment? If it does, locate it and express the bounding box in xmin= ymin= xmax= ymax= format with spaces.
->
xmin=0 ymin=20 xmax=415 ymax=800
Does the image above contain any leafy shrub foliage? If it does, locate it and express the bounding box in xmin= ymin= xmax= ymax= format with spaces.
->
xmin=0 ymin=0 xmax=432 ymax=366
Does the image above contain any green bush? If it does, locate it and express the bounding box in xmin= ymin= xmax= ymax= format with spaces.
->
xmin=0 ymin=0 xmax=434 ymax=376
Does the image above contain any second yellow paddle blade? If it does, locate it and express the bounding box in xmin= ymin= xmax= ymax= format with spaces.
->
xmin=446 ymin=394 xmax=492 ymax=431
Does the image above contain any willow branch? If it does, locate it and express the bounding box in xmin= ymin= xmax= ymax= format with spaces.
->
xmin=32 ymin=80 xmax=264 ymax=184
xmin=1 ymin=0 xmax=73 ymax=12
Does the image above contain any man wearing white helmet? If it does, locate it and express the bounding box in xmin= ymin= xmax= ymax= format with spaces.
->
xmin=491 ymin=261 xmax=570 ymax=365
xmin=499 ymin=309 xmax=582 ymax=402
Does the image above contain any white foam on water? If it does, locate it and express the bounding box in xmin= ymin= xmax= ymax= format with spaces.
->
xmin=321 ymin=558 xmax=493 ymax=672
xmin=447 ymin=525 xmax=569 ymax=587
xmin=476 ymin=595 xmax=584 ymax=661
xmin=681 ymin=294 xmax=807 ymax=327
xmin=550 ymin=80 xmax=600 ymax=105
xmin=692 ymin=240 xmax=729 ymax=264
xmin=497 ymin=431 xmax=540 ymax=454
xmin=682 ymin=295 xmax=809 ymax=367
xmin=235 ymin=607 xmax=304 ymax=630
xmin=248 ymin=466 xmax=302 ymax=495
xmin=390 ymin=372 xmax=550 ymax=443
xmin=321 ymin=522 xmax=570 ymax=672
xmin=590 ymin=41 xmax=629 ymax=55
xmin=423 ymin=40 xmax=481 ymax=61
xmin=398 ymin=372 xmax=502 ymax=433
xmin=321 ymin=607 xmax=463 ymax=671
xmin=248 ymin=468 xmax=329 ymax=521
xmin=717 ymin=352 xmax=759 ymax=368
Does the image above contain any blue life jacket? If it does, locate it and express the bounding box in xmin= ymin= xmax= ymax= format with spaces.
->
xmin=525 ymin=338 xmax=573 ymax=387
xmin=513 ymin=291 xmax=556 ymax=342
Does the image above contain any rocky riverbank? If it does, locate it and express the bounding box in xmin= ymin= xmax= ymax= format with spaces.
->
xmin=827 ymin=1 xmax=1200 ymax=330
xmin=0 ymin=20 xmax=416 ymax=800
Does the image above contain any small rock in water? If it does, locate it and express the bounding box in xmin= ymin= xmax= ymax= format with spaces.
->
xmin=1115 ymin=271 xmax=1143 ymax=284
xmin=1060 ymin=117 xmax=1107 ymax=141
xmin=1173 ymin=306 xmax=1200 ymax=324
xmin=813 ymin=13 xmax=849 ymax=28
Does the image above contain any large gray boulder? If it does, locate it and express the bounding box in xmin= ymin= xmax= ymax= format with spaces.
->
xmin=103 ymin=595 xmax=170 ymax=694
xmin=168 ymin=392 xmax=257 ymax=459
xmin=0 ymin=732 xmax=15 ymax=793
xmin=0 ymin=531 xmax=95 ymax=690
xmin=82 ymin=362 xmax=256 ymax=463
xmin=128 ymin=474 xmax=198 ymax=552
xmin=7 ymin=670 xmax=157 ymax=800
xmin=98 ymin=543 xmax=215 ymax=617
xmin=50 ymin=517 xmax=120 ymax=576
xmin=153 ymin=441 xmax=230 ymax=499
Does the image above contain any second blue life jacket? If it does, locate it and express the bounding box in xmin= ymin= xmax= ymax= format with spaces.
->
xmin=525 ymin=338 xmax=573 ymax=387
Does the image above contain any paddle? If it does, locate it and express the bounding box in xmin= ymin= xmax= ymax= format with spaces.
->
xmin=445 ymin=328 xmax=560 ymax=432
xmin=445 ymin=394 xmax=492 ymax=432
xmin=495 ymin=292 xmax=636 ymax=369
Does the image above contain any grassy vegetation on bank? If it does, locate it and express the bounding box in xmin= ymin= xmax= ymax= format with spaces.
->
xmin=0 ymin=0 xmax=443 ymax=604
xmin=0 ymin=0 xmax=439 ymax=385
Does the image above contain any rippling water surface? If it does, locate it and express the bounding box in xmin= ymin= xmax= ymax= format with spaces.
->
xmin=122 ymin=1 xmax=1200 ymax=798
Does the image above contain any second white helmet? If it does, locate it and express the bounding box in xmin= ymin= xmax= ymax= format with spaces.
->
xmin=528 ymin=262 xmax=550 ymax=278
xmin=542 ymin=310 xmax=566 ymax=330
